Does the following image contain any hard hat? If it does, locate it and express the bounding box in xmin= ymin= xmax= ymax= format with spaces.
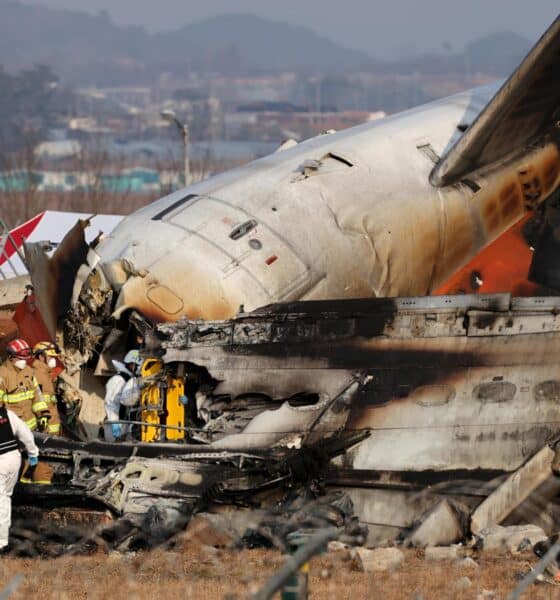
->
xmin=6 ymin=339 xmax=31 ymax=359
xmin=33 ymin=341 xmax=60 ymax=357
xmin=123 ymin=349 xmax=142 ymax=366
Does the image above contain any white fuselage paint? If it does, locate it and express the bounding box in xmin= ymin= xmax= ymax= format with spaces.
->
xmin=91 ymin=82 xmax=560 ymax=322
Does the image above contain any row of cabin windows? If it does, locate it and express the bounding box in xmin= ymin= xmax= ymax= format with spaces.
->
xmin=364 ymin=381 xmax=560 ymax=406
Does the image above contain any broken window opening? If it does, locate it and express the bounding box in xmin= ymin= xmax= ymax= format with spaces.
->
xmin=287 ymin=392 xmax=320 ymax=407
xmin=229 ymin=219 xmax=258 ymax=241
xmin=534 ymin=380 xmax=560 ymax=402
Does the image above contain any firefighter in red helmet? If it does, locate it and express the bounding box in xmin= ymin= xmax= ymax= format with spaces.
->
xmin=0 ymin=339 xmax=51 ymax=483
xmin=0 ymin=339 xmax=50 ymax=431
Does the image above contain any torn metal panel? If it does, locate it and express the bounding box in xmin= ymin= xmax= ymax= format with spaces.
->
xmin=24 ymin=218 xmax=90 ymax=339
xmin=470 ymin=445 xmax=560 ymax=535
xmin=405 ymin=500 xmax=464 ymax=547
xmin=25 ymin=431 xmax=369 ymax=533
xmin=0 ymin=275 xmax=29 ymax=307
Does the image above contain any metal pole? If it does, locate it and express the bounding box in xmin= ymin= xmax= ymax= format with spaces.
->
xmin=0 ymin=575 xmax=23 ymax=600
xmin=252 ymin=528 xmax=338 ymax=600
xmin=181 ymin=124 xmax=190 ymax=187
xmin=508 ymin=541 xmax=560 ymax=599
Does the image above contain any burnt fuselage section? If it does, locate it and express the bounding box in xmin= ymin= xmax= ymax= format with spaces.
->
xmin=155 ymin=293 xmax=560 ymax=473
xmin=22 ymin=292 xmax=560 ymax=548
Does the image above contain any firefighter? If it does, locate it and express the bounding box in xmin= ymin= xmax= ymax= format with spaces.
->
xmin=0 ymin=402 xmax=38 ymax=552
xmin=0 ymin=339 xmax=50 ymax=432
xmin=0 ymin=339 xmax=51 ymax=484
xmin=32 ymin=342 xmax=62 ymax=436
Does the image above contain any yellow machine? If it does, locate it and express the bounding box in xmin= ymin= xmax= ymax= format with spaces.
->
xmin=139 ymin=358 xmax=186 ymax=442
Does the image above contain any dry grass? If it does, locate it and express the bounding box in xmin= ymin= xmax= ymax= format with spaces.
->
xmin=0 ymin=546 xmax=557 ymax=600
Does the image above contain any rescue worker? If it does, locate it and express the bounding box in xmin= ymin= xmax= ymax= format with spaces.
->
xmin=0 ymin=340 xmax=52 ymax=484
xmin=0 ymin=402 xmax=38 ymax=552
xmin=0 ymin=339 xmax=50 ymax=433
xmin=104 ymin=349 xmax=142 ymax=441
xmin=32 ymin=342 xmax=62 ymax=436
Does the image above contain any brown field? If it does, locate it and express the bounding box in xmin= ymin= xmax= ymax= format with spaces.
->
xmin=0 ymin=546 xmax=557 ymax=600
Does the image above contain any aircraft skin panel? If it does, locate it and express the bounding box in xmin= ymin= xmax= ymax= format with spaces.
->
xmin=88 ymin=137 xmax=560 ymax=321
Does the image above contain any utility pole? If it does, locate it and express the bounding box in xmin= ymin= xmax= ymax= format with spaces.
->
xmin=161 ymin=109 xmax=190 ymax=187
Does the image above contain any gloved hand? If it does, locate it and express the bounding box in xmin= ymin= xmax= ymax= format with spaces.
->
xmin=179 ymin=395 xmax=189 ymax=406
xmin=38 ymin=416 xmax=50 ymax=431
xmin=111 ymin=423 xmax=122 ymax=439
xmin=28 ymin=456 xmax=38 ymax=467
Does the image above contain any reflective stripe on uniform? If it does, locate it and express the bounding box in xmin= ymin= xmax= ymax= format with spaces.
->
xmin=32 ymin=401 xmax=49 ymax=413
xmin=44 ymin=394 xmax=57 ymax=404
xmin=32 ymin=480 xmax=52 ymax=485
xmin=6 ymin=390 xmax=34 ymax=403
xmin=26 ymin=417 xmax=37 ymax=430
xmin=48 ymin=423 xmax=61 ymax=434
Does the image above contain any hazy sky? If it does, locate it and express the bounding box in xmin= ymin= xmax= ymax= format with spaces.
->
xmin=32 ymin=0 xmax=559 ymax=58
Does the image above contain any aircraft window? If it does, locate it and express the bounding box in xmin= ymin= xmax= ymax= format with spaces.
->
xmin=412 ymin=384 xmax=455 ymax=407
xmin=152 ymin=194 xmax=198 ymax=220
xmin=534 ymin=381 xmax=560 ymax=402
xmin=473 ymin=382 xmax=516 ymax=403
xmin=230 ymin=219 xmax=257 ymax=240
xmin=248 ymin=238 xmax=262 ymax=250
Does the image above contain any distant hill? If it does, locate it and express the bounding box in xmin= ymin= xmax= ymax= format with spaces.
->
xmin=465 ymin=32 xmax=530 ymax=75
xmin=0 ymin=1 xmax=371 ymax=83
xmin=152 ymin=14 xmax=372 ymax=74
xmin=0 ymin=0 xmax=533 ymax=84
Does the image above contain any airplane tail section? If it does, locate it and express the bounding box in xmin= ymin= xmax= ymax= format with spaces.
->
xmin=431 ymin=15 xmax=560 ymax=187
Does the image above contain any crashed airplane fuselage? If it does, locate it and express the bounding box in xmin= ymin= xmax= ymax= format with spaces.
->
xmin=27 ymin=17 xmax=560 ymax=336
xmin=16 ymin=15 xmax=560 ymax=547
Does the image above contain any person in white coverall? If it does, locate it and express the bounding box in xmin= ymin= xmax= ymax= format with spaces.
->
xmin=0 ymin=404 xmax=39 ymax=551
xmin=103 ymin=350 xmax=142 ymax=442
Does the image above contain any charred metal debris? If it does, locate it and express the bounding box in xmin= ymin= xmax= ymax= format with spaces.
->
xmin=15 ymin=291 xmax=560 ymax=554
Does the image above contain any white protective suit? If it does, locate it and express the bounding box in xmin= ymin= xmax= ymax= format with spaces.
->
xmin=0 ymin=410 xmax=39 ymax=549
xmin=103 ymin=361 xmax=140 ymax=442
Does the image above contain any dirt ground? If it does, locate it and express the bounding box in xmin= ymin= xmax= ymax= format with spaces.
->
xmin=0 ymin=546 xmax=557 ymax=600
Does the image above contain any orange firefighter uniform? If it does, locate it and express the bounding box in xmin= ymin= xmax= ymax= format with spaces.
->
xmin=0 ymin=340 xmax=52 ymax=484
xmin=30 ymin=342 xmax=64 ymax=485
xmin=0 ymin=357 xmax=48 ymax=431
xmin=32 ymin=342 xmax=62 ymax=436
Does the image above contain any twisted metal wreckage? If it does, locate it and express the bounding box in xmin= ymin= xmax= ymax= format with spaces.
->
xmin=6 ymin=15 xmax=560 ymax=553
